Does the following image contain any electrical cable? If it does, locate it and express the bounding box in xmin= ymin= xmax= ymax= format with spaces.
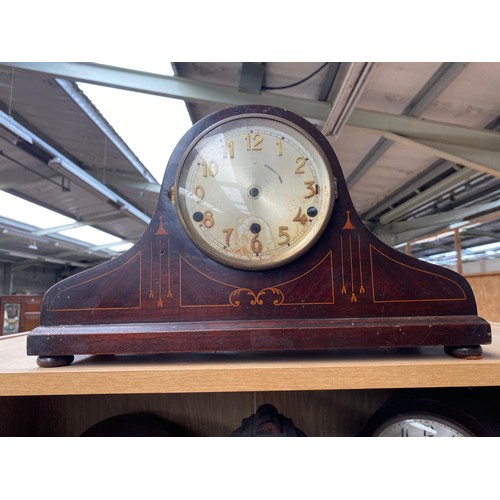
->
xmin=262 ymin=63 xmax=329 ymax=90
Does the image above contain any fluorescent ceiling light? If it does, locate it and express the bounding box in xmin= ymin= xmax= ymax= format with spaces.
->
xmin=0 ymin=114 xmax=34 ymax=144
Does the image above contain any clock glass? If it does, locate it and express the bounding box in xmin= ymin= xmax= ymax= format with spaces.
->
xmin=372 ymin=413 xmax=474 ymax=437
xmin=175 ymin=112 xmax=335 ymax=270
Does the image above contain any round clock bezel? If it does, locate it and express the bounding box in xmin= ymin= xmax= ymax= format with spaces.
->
xmin=371 ymin=411 xmax=474 ymax=437
xmin=357 ymin=390 xmax=499 ymax=437
xmin=173 ymin=108 xmax=336 ymax=271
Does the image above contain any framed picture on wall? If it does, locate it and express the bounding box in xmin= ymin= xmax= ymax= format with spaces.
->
xmin=2 ymin=302 xmax=20 ymax=335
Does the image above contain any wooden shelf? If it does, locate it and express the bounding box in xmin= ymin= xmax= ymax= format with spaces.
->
xmin=1 ymin=323 xmax=499 ymax=397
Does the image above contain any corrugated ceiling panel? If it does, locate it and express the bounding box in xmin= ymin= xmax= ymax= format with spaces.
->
xmin=420 ymin=62 xmax=500 ymax=128
xmin=355 ymin=62 xmax=441 ymax=114
xmin=0 ymin=68 xmax=141 ymax=176
xmin=349 ymin=143 xmax=440 ymax=214
xmin=329 ymin=128 xmax=382 ymax=179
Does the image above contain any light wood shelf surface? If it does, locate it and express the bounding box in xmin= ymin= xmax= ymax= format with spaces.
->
xmin=1 ymin=324 xmax=499 ymax=397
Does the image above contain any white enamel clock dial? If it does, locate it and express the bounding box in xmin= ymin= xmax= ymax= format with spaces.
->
xmin=373 ymin=413 xmax=474 ymax=437
xmin=175 ymin=113 xmax=335 ymax=270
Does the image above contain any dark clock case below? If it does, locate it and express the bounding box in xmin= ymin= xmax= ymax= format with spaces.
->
xmin=357 ymin=388 xmax=500 ymax=437
xmin=27 ymin=104 xmax=491 ymax=367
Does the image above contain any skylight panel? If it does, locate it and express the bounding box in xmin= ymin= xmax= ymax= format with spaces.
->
xmin=112 ymin=242 xmax=134 ymax=253
xmin=0 ymin=191 xmax=75 ymax=228
xmin=78 ymin=63 xmax=192 ymax=184
xmin=58 ymin=226 xmax=122 ymax=247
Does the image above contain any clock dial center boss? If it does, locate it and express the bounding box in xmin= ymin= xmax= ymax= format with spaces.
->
xmin=174 ymin=112 xmax=336 ymax=270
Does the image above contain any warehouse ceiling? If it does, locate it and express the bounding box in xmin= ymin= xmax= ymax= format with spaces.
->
xmin=0 ymin=61 xmax=499 ymax=276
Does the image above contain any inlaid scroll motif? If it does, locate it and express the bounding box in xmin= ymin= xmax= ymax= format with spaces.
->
xmin=228 ymin=287 xmax=285 ymax=306
xmin=179 ymin=252 xmax=334 ymax=307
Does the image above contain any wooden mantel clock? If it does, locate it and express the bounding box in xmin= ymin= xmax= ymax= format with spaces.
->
xmin=27 ymin=104 xmax=491 ymax=367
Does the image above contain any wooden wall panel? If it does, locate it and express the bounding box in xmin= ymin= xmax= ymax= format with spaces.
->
xmin=466 ymin=272 xmax=500 ymax=322
xmin=33 ymin=390 xmax=391 ymax=437
xmin=0 ymin=396 xmax=40 ymax=436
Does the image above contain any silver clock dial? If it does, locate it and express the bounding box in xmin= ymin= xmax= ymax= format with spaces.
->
xmin=373 ymin=413 xmax=474 ymax=437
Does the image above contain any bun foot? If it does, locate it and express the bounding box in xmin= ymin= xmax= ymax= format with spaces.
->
xmin=36 ymin=355 xmax=75 ymax=368
xmin=444 ymin=345 xmax=483 ymax=359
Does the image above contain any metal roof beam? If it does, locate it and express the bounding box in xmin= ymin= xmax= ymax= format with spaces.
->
xmin=321 ymin=62 xmax=376 ymax=138
xmin=99 ymin=172 xmax=161 ymax=193
xmin=392 ymin=199 xmax=500 ymax=232
xmin=464 ymin=229 xmax=500 ymax=240
xmin=348 ymin=109 xmax=500 ymax=178
xmin=346 ymin=62 xmax=467 ymax=187
xmin=362 ymin=113 xmax=500 ymax=226
xmin=403 ymin=62 xmax=468 ymax=117
xmin=361 ymin=159 xmax=455 ymax=221
xmin=346 ymin=138 xmax=391 ymax=188
xmin=375 ymin=200 xmax=500 ymax=246
xmin=0 ymin=109 xmax=150 ymax=226
xmin=0 ymin=170 xmax=55 ymax=190
xmin=384 ymin=132 xmax=500 ymax=179
xmin=0 ymin=147 xmax=66 ymax=190
xmin=1 ymin=62 xmax=332 ymax=123
xmin=0 ymin=216 xmax=118 ymax=258
xmin=0 ymin=248 xmax=92 ymax=268
xmin=378 ymin=167 xmax=480 ymax=225
xmin=56 ymin=79 xmax=158 ymax=185
xmin=318 ymin=63 xmax=342 ymax=101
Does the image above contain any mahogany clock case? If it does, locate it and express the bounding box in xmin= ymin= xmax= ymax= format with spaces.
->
xmin=27 ymin=105 xmax=491 ymax=366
